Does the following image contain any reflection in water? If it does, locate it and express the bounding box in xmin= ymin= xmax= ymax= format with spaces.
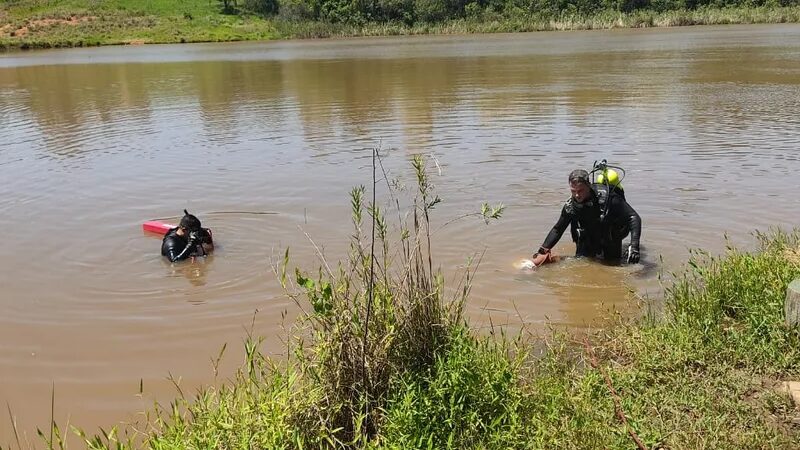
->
xmin=533 ymin=257 xmax=628 ymax=320
xmin=165 ymin=255 xmax=214 ymax=289
xmin=1 ymin=64 xmax=156 ymax=160
xmin=1 ymin=25 xmax=800 ymax=440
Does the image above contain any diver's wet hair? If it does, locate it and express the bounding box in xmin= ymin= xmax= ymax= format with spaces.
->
xmin=179 ymin=209 xmax=202 ymax=232
xmin=568 ymin=169 xmax=590 ymax=186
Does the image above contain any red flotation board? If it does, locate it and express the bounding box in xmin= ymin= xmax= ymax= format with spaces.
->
xmin=142 ymin=221 xmax=175 ymax=235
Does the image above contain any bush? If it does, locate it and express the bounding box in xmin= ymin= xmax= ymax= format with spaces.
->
xmin=380 ymin=327 xmax=529 ymax=449
xmin=276 ymin=0 xmax=316 ymax=20
xmin=375 ymin=0 xmax=416 ymax=22
xmin=414 ymin=0 xmax=454 ymax=20
xmin=244 ymin=0 xmax=281 ymax=15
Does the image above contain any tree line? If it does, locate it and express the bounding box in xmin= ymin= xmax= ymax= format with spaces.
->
xmin=230 ymin=0 xmax=798 ymax=25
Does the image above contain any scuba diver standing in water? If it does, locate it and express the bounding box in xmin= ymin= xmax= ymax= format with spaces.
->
xmin=161 ymin=210 xmax=214 ymax=262
xmin=529 ymin=161 xmax=642 ymax=268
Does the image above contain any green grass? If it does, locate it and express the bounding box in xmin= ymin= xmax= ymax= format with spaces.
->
xmin=2 ymin=1 xmax=800 ymax=50
xmin=276 ymin=6 xmax=800 ymax=39
xmin=0 ymin=0 xmax=277 ymax=49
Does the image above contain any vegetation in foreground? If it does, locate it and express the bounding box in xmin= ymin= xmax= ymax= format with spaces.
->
xmin=1 ymin=0 xmax=800 ymax=50
xmin=6 ymin=154 xmax=800 ymax=449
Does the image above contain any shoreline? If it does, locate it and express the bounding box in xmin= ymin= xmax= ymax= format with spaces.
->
xmin=1 ymin=6 xmax=799 ymax=51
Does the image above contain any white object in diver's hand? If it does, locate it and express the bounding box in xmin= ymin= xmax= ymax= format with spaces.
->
xmin=516 ymin=259 xmax=537 ymax=270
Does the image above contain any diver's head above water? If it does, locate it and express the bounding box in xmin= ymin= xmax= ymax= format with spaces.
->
xmin=178 ymin=209 xmax=213 ymax=248
xmin=178 ymin=209 xmax=203 ymax=235
xmin=568 ymin=169 xmax=592 ymax=203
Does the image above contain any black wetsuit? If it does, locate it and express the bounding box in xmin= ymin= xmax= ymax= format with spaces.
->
xmin=161 ymin=228 xmax=211 ymax=262
xmin=595 ymin=185 xmax=641 ymax=259
xmin=539 ymin=186 xmax=641 ymax=260
xmin=540 ymin=194 xmax=604 ymax=257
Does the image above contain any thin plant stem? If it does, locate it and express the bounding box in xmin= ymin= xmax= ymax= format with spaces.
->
xmin=6 ymin=403 xmax=22 ymax=450
xmin=362 ymin=146 xmax=378 ymax=436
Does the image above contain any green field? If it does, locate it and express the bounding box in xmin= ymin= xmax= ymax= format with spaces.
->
xmin=0 ymin=0 xmax=276 ymax=49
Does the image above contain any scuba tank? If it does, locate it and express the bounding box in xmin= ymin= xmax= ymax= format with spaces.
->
xmin=589 ymin=159 xmax=626 ymax=222
xmin=589 ymin=159 xmax=640 ymax=263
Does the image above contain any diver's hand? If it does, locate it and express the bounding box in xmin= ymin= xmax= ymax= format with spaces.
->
xmin=532 ymin=248 xmax=551 ymax=267
xmin=625 ymin=245 xmax=640 ymax=264
xmin=531 ymin=253 xmax=548 ymax=267
xmin=187 ymin=230 xmax=201 ymax=245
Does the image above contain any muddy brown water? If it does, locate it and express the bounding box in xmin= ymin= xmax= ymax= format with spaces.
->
xmin=1 ymin=24 xmax=800 ymax=442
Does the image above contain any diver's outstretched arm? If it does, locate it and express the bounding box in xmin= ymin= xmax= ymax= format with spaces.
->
xmin=540 ymin=206 xmax=570 ymax=251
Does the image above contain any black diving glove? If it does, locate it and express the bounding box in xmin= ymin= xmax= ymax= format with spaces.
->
xmin=625 ymin=244 xmax=640 ymax=264
xmin=188 ymin=230 xmax=209 ymax=256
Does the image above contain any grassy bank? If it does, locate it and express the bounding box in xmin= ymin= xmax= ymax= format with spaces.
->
xmin=278 ymin=6 xmax=800 ymax=39
xmin=15 ymin=155 xmax=800 ymax=450
xmin=1 ymin=0 xmax=800 ymax=50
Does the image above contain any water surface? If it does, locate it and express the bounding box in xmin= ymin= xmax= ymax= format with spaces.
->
xmin=1 ymin=24 xmax=800 ymax=439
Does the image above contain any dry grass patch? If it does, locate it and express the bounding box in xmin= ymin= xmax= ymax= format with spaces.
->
xmin=784 ymin=246 xmax=800 ymax=268
xmin=1 ymin=14 xmax=96 ymax=38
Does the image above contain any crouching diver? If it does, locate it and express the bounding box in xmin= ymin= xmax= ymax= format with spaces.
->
xmin=161 ymin=210 xmax=214 ymax=262
xmin=530 ymin=163 xmax=642 ymax=267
